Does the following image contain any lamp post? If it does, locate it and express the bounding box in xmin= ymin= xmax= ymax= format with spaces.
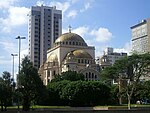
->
xmin=11 ymin=54 xmax=18 ymax=82
xmin=16 ymin=36 xmax=26 ymax=112
xmin=16 ymin=36 xmax=26 ymax=79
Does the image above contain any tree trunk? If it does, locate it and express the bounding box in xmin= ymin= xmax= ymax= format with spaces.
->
xmin=22 ymin=96 xmax=30 ymax=111
xmin=128 ymin=96 xmax=131 ymax=110
xmin=1 ymin=104 xmax=3 ymax=111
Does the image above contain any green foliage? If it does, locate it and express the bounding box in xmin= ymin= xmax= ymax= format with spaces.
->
xmin=18 ymin=56 xmax=47 ymax=111
xmin=133 ymin=80 xmax=150 ymax=102
xmin=61 ymin=81 xmax=111 ymax=106
xmin=47 ymin=80 xmax=70 ymax=105
xmin=47 ymin=80 xmax=112 ymax=106
xmin=101 ymin=66 xmax=118 ymax=80
xmin=0 ymin=71 xmax=13 ymax=111
xmin=51 ymin=71 xmax=85 ymax=82
xmin=110 ymin=85 xmax=119 ymax=105
xmin=101 ymin=53 xmax=150 ymax=109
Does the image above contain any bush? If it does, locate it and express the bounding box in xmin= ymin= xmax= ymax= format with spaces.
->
xmin=61 ymin=81 xmax=111 ymax=106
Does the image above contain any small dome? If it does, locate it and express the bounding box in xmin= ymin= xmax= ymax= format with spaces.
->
xmin=47 ymin=53 xmax=58 ymax=62
xmin=55 ymin=32 xmax=87 ymax=46
xmin=73 ymin=50 xmax=92 ymax=59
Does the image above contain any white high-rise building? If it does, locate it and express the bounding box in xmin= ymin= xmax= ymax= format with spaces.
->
xmin=28 ymin=6 xmax=62 ymax=69
xmin=131 ymin=18 xmax=150 ymax=54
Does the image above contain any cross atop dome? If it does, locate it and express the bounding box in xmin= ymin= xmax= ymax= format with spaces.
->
xmin=68 ymin=25 xmax=72 ymax=33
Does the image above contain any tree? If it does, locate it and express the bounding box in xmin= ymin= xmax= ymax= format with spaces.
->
xmin=101 ymin=66 xmax=118 ymax=80
xmin=61 ymin=81 xmax=111 ymax=106
xmin=47 ymin=80 xmax=70 ymax=105
xmin=113 ymin=53 xmax=150 ymax=109
xmin=0 ymin=71 xmax=13 ymax=111
xmin=18 ymin=56 xmax=47 ymax=111
xmin=51 ymin=71 xmax=85 ymax=82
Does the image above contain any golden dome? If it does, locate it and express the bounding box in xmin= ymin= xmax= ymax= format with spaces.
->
xmin=72 ymin=50 xmax=92 ymax=59
xmin=47 ymin=53 xmax=58 ymax=62
xmin=55 ymin=32 xmax=87 ymax=46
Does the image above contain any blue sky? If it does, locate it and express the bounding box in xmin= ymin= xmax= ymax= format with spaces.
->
xmin=0 ymin=0 xmax=150 ymax=77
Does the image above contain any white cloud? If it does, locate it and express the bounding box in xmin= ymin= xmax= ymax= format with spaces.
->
xmin=80 ymin=2 xmax=91 ymax=12
xmin=36 ymin=0 xmax=45 ymax=6
xmin=0 ymin=6 xmax=30 ymax=33
xmin=62 ymin=26 xmax=89 ymax=37
xmin=20 ymin=49 xmax=28 ymax=61
xmin=0 ymin=41 xmax=16 ymax=53
xmin=69 ymin=0 xmax=80 ymax=4
xmin=49 ymin=1 xmax=70 ymax=13
xmin=67 ymin=10 xmax=78 ymax=18
xmin=0 ymin=56 xmax=11 ymax=65
xmin=114 ymin=42 xmax=132 ymax=55
xmin=0 ymin=0 xmax=18 ymax=9
xmin=90 ymin=27 xmax=113 ymax=42
xmin=72 ymin=26 xmax=89 ymax=37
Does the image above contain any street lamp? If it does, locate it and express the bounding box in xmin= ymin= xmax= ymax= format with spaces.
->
xmin=16 ymin=36 xmax=25 ymax=112
xmin=16 ymin=36 xmax=26 ymax=79
xmin=11 ymin=54 xmax=18 ymax=82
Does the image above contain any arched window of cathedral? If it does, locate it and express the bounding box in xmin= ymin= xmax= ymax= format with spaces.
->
xmin=78 ymin=59 xmax=80 ymax=63
xmin=48 ymin=79 xmax=50 ymax=83
xmin=53 ymin=61 xmax=55 ymax=66
xmin=85 ymin=59 xmax=87 ymax=64
xmin=69 ymin=42 xmax=71 ymax=45
xmin=79 ymin=42 xmax=81 ymax=45
xmin=66 ymin=41 xmax=68 ymax=45
xmin=81 ymin=59 xmax=84 ymax=63
xmin=76 ymin=42 xmax=78 ymax=45
xmin=92 ymin=73 xmax=94 ymax=78
xmin=95 ymin=75 xmax=97 ymax=79
xmin=67 ymin=65 xmax=69 ymax=68
xmin=86 ymin=73 xmax=88 ymax=78
xmin=73 ymin=42 xmax=75 ymax=45
xmin=62 ymin=42 xmax=65 ymax=44
xmin=53 ymin=70 xmax=56 ymax=75
xmin=89 ymin=72 xmax=91 ymax=78
xmin=47 ymin=70 xmax=50 ymax=77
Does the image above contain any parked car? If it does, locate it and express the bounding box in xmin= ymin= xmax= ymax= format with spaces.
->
xmin=141 ymin=99 xmax=150 ymax=104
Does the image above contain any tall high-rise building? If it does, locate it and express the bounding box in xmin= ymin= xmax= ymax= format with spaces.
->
xmin=28 ymin=6 xmax=62 ymax=69
xmin=131 ymin=18 xmax=150 ymax=54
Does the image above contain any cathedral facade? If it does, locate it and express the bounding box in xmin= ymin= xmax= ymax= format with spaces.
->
xmin=39 ymin=31 xmax=100 ymax=85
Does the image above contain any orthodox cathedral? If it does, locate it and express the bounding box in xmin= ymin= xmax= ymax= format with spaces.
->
xmin=39 ymin=30 xmax=100 ymax=85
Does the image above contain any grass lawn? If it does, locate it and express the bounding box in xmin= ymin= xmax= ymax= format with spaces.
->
xmin=8 ymin=105 xmax=70 ymax=109
xmin=7 ymin=104 xmax=150 ymax=109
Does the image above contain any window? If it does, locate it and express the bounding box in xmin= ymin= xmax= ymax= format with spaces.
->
xmin=92 ymin=73 xmax=94 ymax=78
xmin=89 ymin=72 xmax=91 ymax=78
xmin=86 ymin=73 xmax=88 ymax=78
xmin=78 ymin=59 xmax=80 ymax=63
xmin=81 ymin=59 xmax=83 ymax=63
xmin=95 ymin=75 xmax=97 ymax=79
xmin=53 ymin=70 xmax=56 ymax=75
